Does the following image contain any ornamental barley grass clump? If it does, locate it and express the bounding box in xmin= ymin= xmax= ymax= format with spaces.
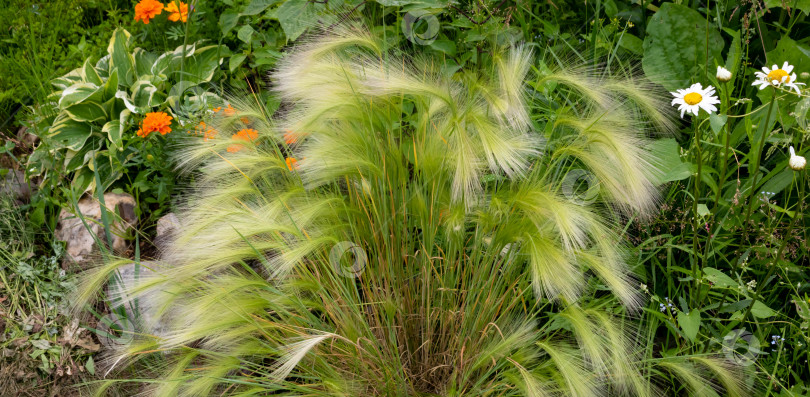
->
xmin=74 ymin=26 xmax=751 ymax=396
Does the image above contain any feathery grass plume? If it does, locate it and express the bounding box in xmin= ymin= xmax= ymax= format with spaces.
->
xmin=73 ymin=26 xmax=749 ymax=396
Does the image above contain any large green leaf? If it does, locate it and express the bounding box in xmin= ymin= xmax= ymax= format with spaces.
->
xmin=642 ymin=4 xmax=724 ymax=91
xmin=81 ymin=58 xmax=103 ymax=86
xmin=646 ymin=138 xmax=692 ymax=185
xmin=64 ymin=102 xmax=108 ymax=123
xmin=765 ymin=0 xmax=810 ymax=15
xmin=103 ymin=120 xmax=124 ymax=150
xmin=107 ymin=28 xmax=136 ymax=86
xmin=102 ymin=69 xmax=119 ymax=102
xmin=275 ymin=0 xmax=332 ymax=41
xmin=133 ymin=48 xmax=158 ymax=79
xmin=241 ymin=0 xmax=280 ymax=15
xmin=677 ymin=309 xmax=701 ymax=342
xmin=58 ymin=83 xmax=102 ymax=109
xmin=765 ymin=37 xmax=810 ymax=77
xmin=48 ymin=113 xmax=93 ymax=151
xmin=183 ymin=45 xmax=231 ymax=84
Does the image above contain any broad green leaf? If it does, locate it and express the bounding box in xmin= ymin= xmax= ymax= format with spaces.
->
xmin=48 ymin=114 xmax=93 ymax=151
xmin=183 ymin=45 xmax=231 ymax=84
xmin=81 ymin=58 xmax=103 ymax=86
xmin=103 ymin=120 xmax=124 ymax=150
xmin=751 ymin=301 xmax=777 ymax=319
xmin=242 ymin=0 xmax=279 ymax=15
xmin=85 ymin=357 xmax=95 ymax=375
xmin=107 ymin=28 xmax=136 ymax=86
xmin=64 ymin=102 xmax=108 ymax=123
xmin=230 ymin=53 xmax=247 ymax=72
xmin=618 ymin=33 xmax=643 ymax=55
xmin=133 ymin=48 xmax=158 ymax=79
xmin=642 ymin=4 xmax=724 ymax=91
xmin=102 ymin=69 xmax=119 ymax=102
xmin=764 ymin=0 xmax=810 ymax=15
xmin=765 ymin=37 xmax=810 ymax=78
xmin=276 ymin=0 xmax=332 ymax=41
xmin=219 ymin=11 xmax=240 ymax=35
xmin=647 ymin=138 xmax=692 ymax=184
xmin=703 ymin=267 xmax=737 ymax=288
xmin=131 ymin=80 xmax=159 ymax=108
xmin=709 ymin=113 xmax=727 ymax=134
xmin=238 ymin=25 xmax=255 ymax=43
xmin=58 ymin=83 xmax=102 ymax=108
xmin=430 ymin=39 xmax=456 ymax=55
xmin=677 ymin=309 xmax=701 ymax=341
xmin=52 ymin=68 xmax=83 ymax=90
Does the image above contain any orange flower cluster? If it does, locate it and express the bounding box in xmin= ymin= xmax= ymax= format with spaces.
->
xmin=285 ymin=157 xmax=299 ymax=171
xmin=134 ymin=0 xmax=189 ymax=24
xmin=227 ymin=128 xmax=259 ymax=153
xmin=137 ymin=112 xmax=173 ymax=138
xmin=213 ymin=104 xmax=237 ymax=116
xmin=165 ymin=1 xmax=189 ymax=22
xmin=191 ymin=121 xmax=218 ymax=141
xmin=283 ymin=130 xmax=298 ymax=145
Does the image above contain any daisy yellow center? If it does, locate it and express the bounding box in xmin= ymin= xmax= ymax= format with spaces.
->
xmin=767 ymin=69 xmax=790 ymax=83
xmin=683 ymin=92 xmax=702 ymax=106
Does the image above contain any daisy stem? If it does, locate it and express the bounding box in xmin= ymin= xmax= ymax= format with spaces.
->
xmin=691 ymin=114 xmax=703 ymax=303
xmin=712 ymin=83 xmax=732 ymax=212
xmin=743 ymin=92 xmax=777 ymax=241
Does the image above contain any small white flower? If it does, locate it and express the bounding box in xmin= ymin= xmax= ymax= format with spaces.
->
xmin=670 ymin=83 xmax=721 ymax=118
xmin=752 ymin=61 xmax=805 ymax=94
xmin=716 ymin=66 xmax=732 ymax=82
xmin=789 ymin=146 xmax=806 ymax=171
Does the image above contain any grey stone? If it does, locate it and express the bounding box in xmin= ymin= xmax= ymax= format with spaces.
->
xmin=154 ymin=213 xmax=180 ymax=250
xmin=54 ymin=193 xmax=137 ymax=266
xmin=0 ymin=170 xmax=30 ymax=203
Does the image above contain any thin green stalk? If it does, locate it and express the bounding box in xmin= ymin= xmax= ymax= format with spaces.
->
xmin=743 ymin=91 xmax=777 ymax=240
xmin=691 ymin=119 xmax=704 ymax=304
xmin=740 ymin=171 xmax=804 ymax=325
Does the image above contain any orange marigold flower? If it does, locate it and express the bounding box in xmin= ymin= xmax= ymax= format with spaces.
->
xmin=223 ymin=104 xmax=237 ymax=116
xmin=283 ymin=130 xmax=298 ymax=145
xmin=134 ymin=0 xmax=164 ymax=24
xmin=165 ymin=1 xmax=189 ymax=22
xmin=211 ymin=106 xmax=222 ymax=113
xmin=194 ymin=121 xmax=218 ymax=141
xmin=137 ymin=112 xmax=173 ymax=138
xmin=227 ymin=128 xmax=259 ymax=153
xmin=286 ymin=157 xmax=299 ymax=171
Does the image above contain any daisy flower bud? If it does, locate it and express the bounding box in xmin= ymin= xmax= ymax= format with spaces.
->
xmin=716 ymin=66 xmax=732 ymax=82
xmin=789 ymin=146 xmax=806 ymax=171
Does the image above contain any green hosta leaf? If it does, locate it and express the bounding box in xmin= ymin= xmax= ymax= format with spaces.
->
xmin=102 ymin=69 xmax=119 ymax=102
xmin=49 ymin=114 xmax=93 ymax=150
xmin=183 ymin=45 xmax=230 ymax=84
xmin=115 ymin=91 xmax=142 ymax=114
xmin=131 ymin=80 xmax=160 ymax=108
xmin=81 ymin=59 xmax=103 ymax=86
xmin=58 ymin=83 xmax=102 ymax=108
xmin=52 ymin=68 xmax=83 ymax=90
xmin=133 ymin=48 xmax=158 ymax=79
xmin=64 ymin=102 xmax=107 ymax=123
xmin=103 ymin=120 xmax=124 ymax=150
xmin=677 ymin=309 xmax=701 ymax=341
xmin=703 ymin=267 xmax=738 ymax=288
xmin=642 ymin=3 xmax=724 ymax=91
xmin=107 ymin=28 xmax=136 ymax=86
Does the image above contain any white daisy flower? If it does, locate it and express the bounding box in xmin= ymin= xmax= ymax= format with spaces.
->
xmin=752 ymin=61 xmax=805 ymax=94
xmin=789 ymin=146 xmax=806 ymax=171
xmin=670 ymin=83 xmax=721 ymax=118
xmin=716 ymin=66 xmax=732 ymax=82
